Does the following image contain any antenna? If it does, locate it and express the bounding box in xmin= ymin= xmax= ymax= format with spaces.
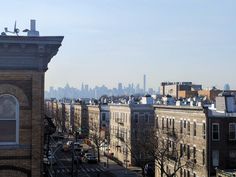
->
xmin=4 ymin=21 xmax=20 ymax=36
xmin=1 ymin=20 xmax=40 ymax=37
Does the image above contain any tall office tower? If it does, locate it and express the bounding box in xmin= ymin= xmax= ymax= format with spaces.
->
xmin=0 ymin=20 xmax=63 ymax=177
xmin=143 ymin=74 xmax=146 ymax=93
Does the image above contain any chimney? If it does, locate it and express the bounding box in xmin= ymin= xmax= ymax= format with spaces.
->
xmin=27 ymin=19 xmax=40 ymax=37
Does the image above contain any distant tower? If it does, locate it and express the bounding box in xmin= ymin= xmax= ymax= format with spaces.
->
xmin=143 ymin=74 xmax=146 ymax=93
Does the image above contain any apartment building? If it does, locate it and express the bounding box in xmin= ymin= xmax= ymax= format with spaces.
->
xmin=160 ymin=82 xmax=202 ymax=98
xmin=64 ymin=103 xmax=74 ymax=133
xmin=88 ymin=105 xmax=101 ymax=138
xmin=154 ymin=105 xmax=207 ymax=177
xmin=74 ymin=103 xmax=89 ymax=137
xmin=154 ymin=92 xmax=236 ymax=177
xmin=0 ymin=31 xmax=63 ymax=176
xmin=109 ymin=104 xmax=155 ymax=167
xmin=100 ymin=105 xmax=110 ymax=140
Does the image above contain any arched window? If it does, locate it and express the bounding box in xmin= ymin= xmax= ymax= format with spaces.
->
xmin=0 ymin=94 xmax=19 ymax=145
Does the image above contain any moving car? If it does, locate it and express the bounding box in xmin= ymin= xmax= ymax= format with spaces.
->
xmin=86 ymin=155 xmax=97 ymax=163
xmin=83 ymin=153 xmax=97 ymax=163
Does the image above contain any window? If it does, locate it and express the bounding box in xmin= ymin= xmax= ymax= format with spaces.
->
xmin=187 ymin=145 xmax=190 ymax=159
xmin=156 ymin=116 xmax=159 ymax=128
xmin=202 ymin=149 xmax=205 ymax=165
xmin=134 ymin=113 xmax=139 ymax=123
xmin=229 ymin=123 xmax=236 ymax=140
xmin=172 ymin=119 xmax=175 ymax=131
xmin=187 ymin=121 xmax=190 ymax=135
xmin=187 ymin=171 xmax=190 ymax=177
xmin=184 ymin=120 xmax=186 ymax=128
xmin=102 ymin=113 xmax=106 ymax=121
xmin=180 ymin=120 xmax=183 ymax=133
xmin=180 ymin=144 xmax=183 ymax=156
xmin=162 ymin=117 xmax=164 ymax=130
xmin=0 ymin=94 xmax=19 ymax=145
xmin=180 ymin=168 xmax=183 ymax=177
xmin=212 ymin=150 xmax=219 ymax=167
xmin=202 ymin=123 xmax=206 ymax=139
xmin=166 ymin=118 xmax=169 ymax=129
xmin=145 ymin=114 xmax=149 ymax=123
xmin=193 ymin=146 xmax=196 ymax=158
xmin=212 ymin=123 xmax=220 ymax=141
xmin=229 ymin=150 xmax=236 ymax=165
xmin=193 ymin=122 xmax=197 ymax=136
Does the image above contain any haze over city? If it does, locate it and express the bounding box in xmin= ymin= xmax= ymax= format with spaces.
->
xmin=0 ymin=0 xmax=235 ymax=90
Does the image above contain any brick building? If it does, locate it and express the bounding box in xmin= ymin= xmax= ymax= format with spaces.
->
xmin=154 ymin=92 xmax=236 ymax=177
xmin=0 ymin=33 xmax=63 ymax=177
xmin=73 ymin=103 xmax=89 ymax=138
xmin=109 ymin=104 xmax=154 ymax=167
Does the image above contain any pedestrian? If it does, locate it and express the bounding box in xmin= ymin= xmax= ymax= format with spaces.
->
xmin=97 ymin=172 xmax=100 ymax=177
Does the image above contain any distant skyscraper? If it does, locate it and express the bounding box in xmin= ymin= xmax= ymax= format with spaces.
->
xmin=143 ymin=74 xmax=146 ymax=93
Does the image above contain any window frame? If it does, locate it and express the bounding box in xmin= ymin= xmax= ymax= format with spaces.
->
xmin=0 ymin=94 xmax=19 ymax=145
xmin=212 ymin=123 xmax=220 ymax=141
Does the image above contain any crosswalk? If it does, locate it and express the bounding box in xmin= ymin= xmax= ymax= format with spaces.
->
xmin=51 ymin=166 xmax=105 ymax=174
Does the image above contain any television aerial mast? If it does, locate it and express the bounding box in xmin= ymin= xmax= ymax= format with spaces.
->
xmin=4 ymin=21 xmax=20 ymax=36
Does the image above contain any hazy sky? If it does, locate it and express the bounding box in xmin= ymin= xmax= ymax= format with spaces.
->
xmin=1 ymin=0 xmax=235 ymax=90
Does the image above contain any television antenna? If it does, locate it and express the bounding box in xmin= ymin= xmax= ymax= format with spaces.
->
xmin=4 ymin=21 xmax=20 ymax=36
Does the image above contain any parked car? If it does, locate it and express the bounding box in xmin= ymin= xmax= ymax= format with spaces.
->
xmin=85 ymin=155 xmax=97 ymax=163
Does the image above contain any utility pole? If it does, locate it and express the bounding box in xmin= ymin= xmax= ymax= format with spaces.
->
xmin=71 ymin=142 xmax=74 ymax=177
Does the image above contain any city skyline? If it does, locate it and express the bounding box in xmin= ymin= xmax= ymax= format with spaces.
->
xmin=0 ymin=0 xmax=235 ymax=90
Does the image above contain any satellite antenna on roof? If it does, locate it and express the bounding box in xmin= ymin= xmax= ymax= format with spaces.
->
xmin=4 ymin=21 xmax=20 ymax=36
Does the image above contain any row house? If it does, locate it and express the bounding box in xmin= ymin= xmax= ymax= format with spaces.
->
xmin=74 ymin=104 xmax=89 ymax=138
xmin=87 ymin=105 xmax=101 ymax=138
xmin=154 ymin=92 xmax=236 ymax=177
xmin=109 ymin=104 xmax=155 ymax=167
xmin=64 ymin=103 xmax=74 ymax=133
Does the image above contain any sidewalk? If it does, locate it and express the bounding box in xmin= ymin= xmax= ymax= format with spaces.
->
xmin=99 ymin=153 xmax=142 ymax=177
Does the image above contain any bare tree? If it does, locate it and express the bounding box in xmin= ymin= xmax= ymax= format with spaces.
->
xmin=124 ymin=127 xmax=196 ymax=177
xmin=152 ymin=128 xmax=196 ymax=177
xmin=89 ymin=124 xmax=106 ymax=163
xmin=125 ymin=131 xmax=155 ymax=177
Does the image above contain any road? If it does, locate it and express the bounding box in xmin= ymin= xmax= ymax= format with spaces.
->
xmin=44 ymin=137 xmax=113 ymax=177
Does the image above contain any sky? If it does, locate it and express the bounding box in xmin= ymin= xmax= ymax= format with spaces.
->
xmin=0 ymin=0 xmax=235 ymax=90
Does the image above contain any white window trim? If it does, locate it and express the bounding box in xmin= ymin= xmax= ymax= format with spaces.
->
xmin=212 ymin=123 xmax=220 ymax=141
xmin=0 ymin=94 xmax=19 ymax=145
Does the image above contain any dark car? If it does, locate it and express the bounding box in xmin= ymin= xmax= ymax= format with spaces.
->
xmin=144 ymin=162 xmax=155 ymax=177
xmin=74 ymin=151 xmax=82 ymax=163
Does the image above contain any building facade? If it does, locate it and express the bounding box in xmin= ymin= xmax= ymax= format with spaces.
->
xmin=154 ymin=105 xmax=207 ymax=177
xmin=109 ymin=104 xmax=155 ymax=167
xmin=154 ymin=93 xmax=236 ymax=177
xmin=74 ymin=103 xmax=89 ymax=138
xmin=0 ymin=34 xmax=63 ymax=177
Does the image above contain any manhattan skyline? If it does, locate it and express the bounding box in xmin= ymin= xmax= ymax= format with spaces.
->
xmin=0 ymin=0 xmax=235 ymax=90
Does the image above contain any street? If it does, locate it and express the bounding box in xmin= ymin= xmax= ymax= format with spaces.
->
xmin=44 ymin=135 xmax=114 ymax=177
